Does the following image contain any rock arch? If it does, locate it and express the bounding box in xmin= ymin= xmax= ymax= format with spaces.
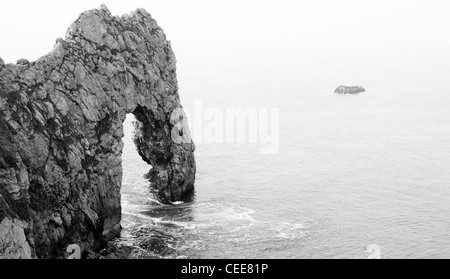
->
xmin=0 ymin=5 xmax=195 ymax=259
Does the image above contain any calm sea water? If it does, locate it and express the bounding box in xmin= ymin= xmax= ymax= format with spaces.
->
xmin=119 ymin=84 xmax=450 ymax=259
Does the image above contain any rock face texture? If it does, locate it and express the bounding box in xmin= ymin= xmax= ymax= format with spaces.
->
xmin=334 ymin=86 xmax=366 ymax=94
xmin=0 ymin=5 xmax=196 ymax=259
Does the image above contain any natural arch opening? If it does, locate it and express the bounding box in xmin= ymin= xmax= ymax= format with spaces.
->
xmin=121 ymin=113 xmax=153 ymax=212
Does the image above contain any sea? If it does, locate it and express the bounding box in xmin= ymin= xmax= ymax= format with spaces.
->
xmin=119 ymin=81 xmax=450 ymax=259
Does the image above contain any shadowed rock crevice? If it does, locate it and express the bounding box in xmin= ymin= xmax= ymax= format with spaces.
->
xmin=0 ymin=5 xmax=196 ymax=259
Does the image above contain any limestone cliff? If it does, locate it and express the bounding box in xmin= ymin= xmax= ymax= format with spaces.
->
xmin=0 ymin=5 xmax=196 ymax=259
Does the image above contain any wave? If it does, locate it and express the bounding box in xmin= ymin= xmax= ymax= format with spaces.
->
xmin=170 ymin=201 xmax=185 ymax=205
xmin=120 ymin=200 xmax=309 ymax=258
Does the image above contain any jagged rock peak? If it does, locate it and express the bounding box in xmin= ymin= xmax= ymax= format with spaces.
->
xmin=98 ymin=3 xmax=110 ymax=12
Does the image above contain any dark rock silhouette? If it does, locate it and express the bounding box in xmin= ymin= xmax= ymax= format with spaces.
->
xmin=334 ymin=86 xmax=366 ymax=94
xmin=0 ymin=5 xmax=196 ymax=258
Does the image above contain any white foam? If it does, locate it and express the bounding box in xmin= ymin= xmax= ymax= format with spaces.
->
xmin=170 ymin=201 xmax=185 ymax=205
xmin=121 ymin=210 xmax=162 ymax=222
xmin=147 ymin=197 xmax=164 ymax=205
xmin=193 ymin=202 xmax=256 ymax=223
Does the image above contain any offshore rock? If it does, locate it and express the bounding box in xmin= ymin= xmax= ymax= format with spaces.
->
xmin=334 ymin=85 xmax=366 ymax=94
xmin=0 ymin=5 xmax=196 ymax=258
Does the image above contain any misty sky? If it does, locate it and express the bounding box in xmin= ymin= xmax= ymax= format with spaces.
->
xmin=1 ymin=0 xmax=449 ymax=88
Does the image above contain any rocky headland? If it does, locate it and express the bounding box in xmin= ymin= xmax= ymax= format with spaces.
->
xmin=0 ymin=5 xmax=196 ymax=259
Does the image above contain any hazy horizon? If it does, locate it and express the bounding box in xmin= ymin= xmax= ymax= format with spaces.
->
xmin=1 ymin=0 xmax=449 ymax=92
